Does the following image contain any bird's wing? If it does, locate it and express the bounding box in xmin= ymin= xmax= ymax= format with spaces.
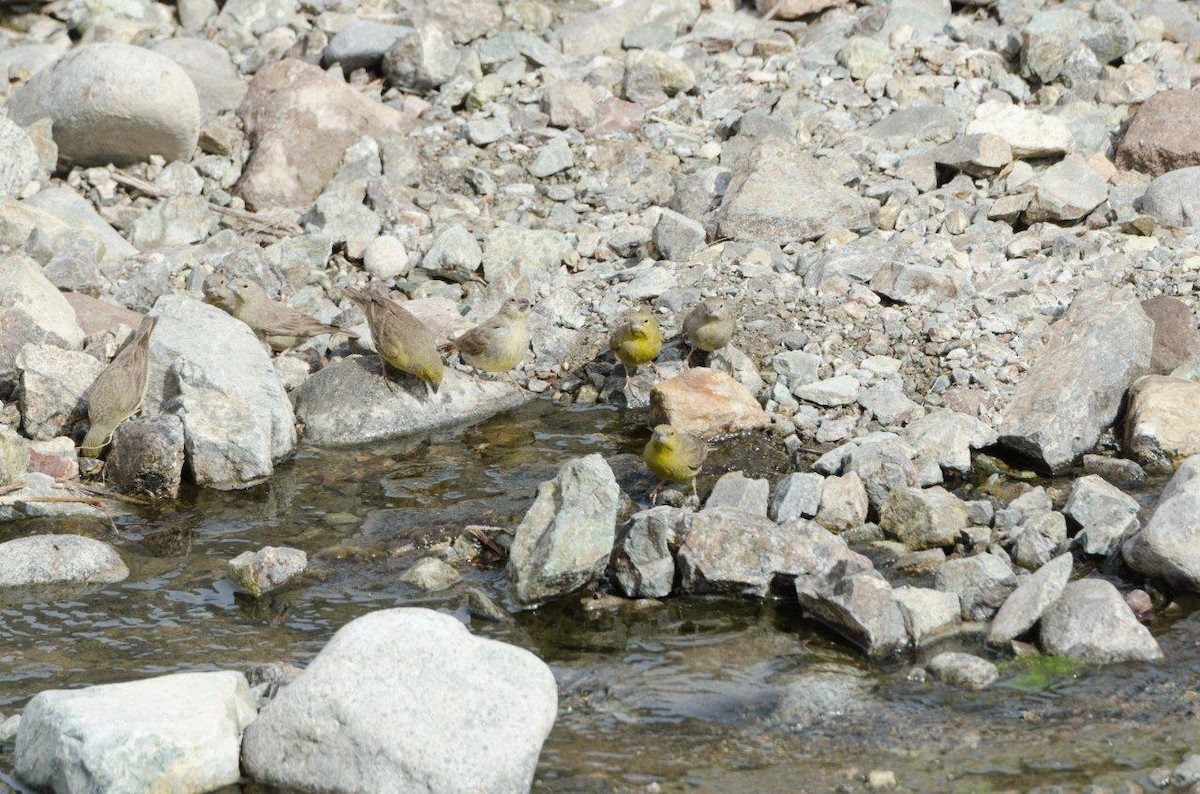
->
xmin=681 ymin=435 xmax=709 ymax=470
xmin=455 ymin=326 xmax=491 ymax=358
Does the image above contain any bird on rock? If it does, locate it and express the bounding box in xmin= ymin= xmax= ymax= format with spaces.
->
xmin=682 ymin=298 xmax=736 ymax=364
xmin=610 ymin=311 xmax=663 ymax=388
xmin=454 ymin=296 xmax=532 ymax=384
xmin=202 ymin=272 xmax=236 ymax=314
xmin=80 ymin=316 xmax=158 ymax=459
xmin=643 ymin=423 xmax=708 ymax=503
xmin=345 ymin=287 xmax=444 ymax=396
xmin=227 ymin=278 xmax=356 ymax=352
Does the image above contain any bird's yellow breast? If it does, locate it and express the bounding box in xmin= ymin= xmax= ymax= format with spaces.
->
xmin=643 ymin=439 xmax=700 ymax=482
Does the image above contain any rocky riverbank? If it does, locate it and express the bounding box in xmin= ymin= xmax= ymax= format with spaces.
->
xmin=5 ymin=0 xmax=1200 ymax=788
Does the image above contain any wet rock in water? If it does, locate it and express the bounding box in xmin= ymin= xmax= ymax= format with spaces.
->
xmin=0 ymin=534 xmax=128 ymax=587
xmin=293 ymin=355 xmax=526 ymax=446
xmin=935 ymin=553 xmax=1017 ymax=621
xmin=229 ymin=546 xmax=308 ymax=596
xmin=0 ymin=426 xmax=30 ymax=487
xmin=104 ymin=415 xmax=186 ymax=500
xmin=813 ymin=472 xmax=870 ymax=534
xmin=892 ymin=586 xmax=961 ymax=646
xmin=795 ymin=568 xmax=909 ymax=658
xmin=1064 ymin=474 xmax=1140 ymax=530
xmin=705 ymin=471 xmax=769 ymax=515
xmin=927 ymin=652 xmax=999 ymax=689
xmin=242 ymin=608 xmax=556 ymax=793
xmin=1116 ymin=89 xmax=1200 ymax=177
xmin=0 ymin=255 xmax=86 ymax=382
xmin=879 ymin=486 xmax=970 ymax=551
xmin=8 ymin=43 xmax=200 ymax=167
xmin=0 ymin=714 xmax=18 ymax=745
xmin=237 ymin=59 xmax=411 ymax=210
xmin=771 ymin=670 xmax=873 ymax=732
xmin=715 ymin=139 xmax=875 ymax=245
xmin=148 ymin=295 xmax=296 ymax=490
xmin=988 ymin=552 xmax=1073 ymax=645
xmin=996 ymin=285 xmax=1153 ymax=473
xmin=1082 ymin=454 xmax=1146 ymax=486
xmin=16 ymin=344 xmax=104 ymax=441
xmin=680 ymin=508 xmax=872 ymax=598
xmin=467 ymin=588 xmax=512 ymax=622
xmin=16 ymin=671 xmax=255 ymax=793
xmin=770 ymin=472 xmax=823 ymax=522
xmin=1141 ymin=297 xmax=1200 ymax=375
xmin=1123 ymin=456 xmax=1200 ymax=590
xmin=1136 ymin=167 xmax=1200 ymax=227
xmin=965 ymin=100 xmax=1075 ymax=160
xmin=400 ymin=557 xmax=461 ymax=591
xmin=0 ymin=473 xmax=113 ymax=522
xmin=611 ymin=505 xmax=689 ymax=599
xmin=1124 ymin=376 xmax=1200 ymax=469
xmin=648 ymin=367 xmax=769 ymax=440
xmin=1039 ymin=579 xmax=1163 ymax=663
xmin=507 ymin=454 xmax=620 ymax=605
xmin=903 ymin=408 xmax=997 ymax=477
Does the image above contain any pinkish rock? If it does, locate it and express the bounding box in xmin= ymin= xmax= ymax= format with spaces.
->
xmin=1116 ymin=90 xmax=1200 ymax=177
xmin=27 ymin=437 xmax=78 ymax=481
xmin=1141 ymin=296 xmax=1200 ymax=375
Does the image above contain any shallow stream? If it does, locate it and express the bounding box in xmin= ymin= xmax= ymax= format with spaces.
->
xmin=1 ymin=401 xmax=1197 ymax=793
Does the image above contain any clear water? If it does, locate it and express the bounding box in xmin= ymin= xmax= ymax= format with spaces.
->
xmin=1 ymin=401 xmax=1196 ymax=793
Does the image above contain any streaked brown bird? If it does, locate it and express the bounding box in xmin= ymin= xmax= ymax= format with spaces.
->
xmin=454 ymin=296 xmax=531 ymax=383
xmin=610 ymin=311 xmax=663 ymax=389
xmin=344 ymin=287 xmax=444 ymax=395
xmin=80 ymin=316 xmax=157 ymax=459
xmin=227 ymin=278 xmax=356 ymax=352
xmin=682 ymin=298 xmax=736 ymax=364
xmin=642 ymin=423 xmax=708 ymax=502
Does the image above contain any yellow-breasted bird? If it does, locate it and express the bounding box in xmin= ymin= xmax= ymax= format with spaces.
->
xmin=454 ymin=296 xmax=531 ymax=383
xmin=682 ymin=298 xmax=736 ymax=364
xmin=80 ymin=316 xmax=157 ymax=458
xmin=227 ymin=278 xmax=357 ymax=352
xmin=643 ymin=423 xmax=708 ymax=502
xmin=610 ymin=311 xmax=663 ymax=388
xmin=344 ymin=287 xmax=444 ymax=395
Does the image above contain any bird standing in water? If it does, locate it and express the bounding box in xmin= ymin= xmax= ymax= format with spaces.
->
xmin=642 ymin=423 xmax=708 ymax=502
xmin=80 ymin=316 xmax=158 ymax=458
xmin=345 ymin=287 xmax=444 ymax=396
xmin=682 ymin=298 xmax=736 ymax=365
xmin=610 ymin=311 xmax=663 ymax=388
xmin=454 ymin=296 xmax=532 ymax=384
xmin=226 ymin=278 xmax=356 ymax=352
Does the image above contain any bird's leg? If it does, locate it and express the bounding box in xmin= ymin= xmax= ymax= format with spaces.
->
xmin=650 ymin=480 xmax=663 ymax=505
xmin=380 ymin=357 xmax=400 ymax=393
xmin=624 ymin=364 xmax=634 ymax=392
xmin=684 ymin=346 xmax=693 ymax=369
xmin=691 ymin=478 xmax=699 ymax=502
xmin=506 ymin=371 xmax=522 ymax=389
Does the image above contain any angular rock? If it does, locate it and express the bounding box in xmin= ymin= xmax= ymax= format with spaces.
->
xmin=400 ymin=557 xmax=461 ymax=591
xmin=3 ymin=429 xmax=33 ymax=483
xmin=238 ymin=59 xmax=411 ymax=210
xmin=988 ymin=552 xmax=1073 ymax=645
xmin=553 ymin=0 xmax=700 ymax=56
xmin=104 ymin=415 xmax=186 ymax=501
xmin=996 ymin=286 xmax=1153 ymax=473
xmin=507 ymin=454 xmax=619 ymax=605
xmin=816 ymin=433 xmax=921 ymax=510
xmin=1024 ymin=155 xmax=1108 ymax=223
xmin=795 ymin=568 xmax=909 ymax=658
xmin=705 ymin=471 xmax=769 ymax=515
xmin=16 ymin=344 xmax=104 ymax=440
xmin=16 ymin=672 xmax=256 ymax=793
xmin=382 ymin=22 xmax=459 ymax=93
xmin=611 ymin=506 xmax=688 ymax=598
xmin=931 ymin=134 xmax=1012 ymax=176
xmin=857 ymin=381 xmax=920 ymax=426
xmin=528 ymin=136 xmax=573 ymax=178
xmin=229 ymin=546 xmax=307 ymax=596
xmin=927 ymin=652 xmax=998 ymax=689
xmin=20 ymin=188 xmax=138 ymax=262
xmin=0 ymin=255 xmax=86 ymax=381
xmin=892 ymin=586 xmax=961 ymax=646
xmin=813 ymin=472 xmax=869 ymax=534
xmin=1142 ymin=296 xmax=1200 ymax=375
xmin=1124 ymin=375 xmax=1200 ymax=468
xmin=542 ymin=79 xmax=597 ymax=131
xmin=1116 ymin=89 xmax=1200 ymax=177
xmin=0 ymin=116 xmax=39 ymax=199
xmin=1076 ymin=513 xmax=1139 ymax=558
xmin=770 ymin=472 xmax=823 ymax=522
xmin=422 ymin=224 xmax=482 ymax=282
xmin=0 ymin=534 xmax=128 ymax=587
xmin=0 ymin=473 xmax=109 ymax=523
xmin=1136 ymin=166 xmax=1200 ymax=227
xmin=323 ymin=19 xmax=412 ymax=72
xmin=869 ymin=262 xmax=972 ymax=309
xmin=1063 ymin=474 xmax=1140 ymax=530
xmin=148 ymin=295 xmax=296 ymax=490
xmin=715 ymin=139 xmax=875 ymax=245
xmin=934 ymin=553 xmax=1017 ymax=620
xmin=480 ymin=226 xmax=568 ymax=291
xmin=903 ymin=408 xmax=997 ymax=475
xmin=679 ymin=508 xmax=872 ymax=598
xmin=242 ymin=609 xmax=557 ymax=793
xmin=879 ymin=486 xmax=970 ymax=551
xmin=648 ymin=367 xmax=769 ymax=440
xmin=965 ymin=101 xmax=1075 ymax=159
xmin=1039 ymin=579 xmax=1163 ymax=663
xmin=794 ymin=375 xmax=860 ymax=406
xmin=1020 ymin=7 xmax=1087 ymax=83
xmin=148 ymin=38 xmax=247 ymax=120
xmin=867 ymin=105 xmax=960 ymax=146
xmin=9 ymin=43 xmax=200 ymax=167
xmin=1123 ymin=456 xmax=1200 ymax=590
xmin=754 ymin=0 xmax=846 ymax=19
xmin=653 ymin=207 xmax=706 ymax=261
xmin=293 ymin=356 xmax=526 ymax=446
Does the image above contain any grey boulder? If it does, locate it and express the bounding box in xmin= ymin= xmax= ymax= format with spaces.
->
xmin=0 ymin=534 xmax=128 ymax=588
xmin=1039 ymin=579 xmax=1162 ymax=663
xmin=1123 ymin=455 xmax=1200 ymax=590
